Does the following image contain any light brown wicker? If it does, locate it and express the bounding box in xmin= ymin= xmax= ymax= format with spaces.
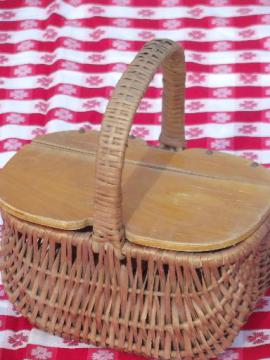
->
xmin=1 ymin=39 xmax=270 ymax=360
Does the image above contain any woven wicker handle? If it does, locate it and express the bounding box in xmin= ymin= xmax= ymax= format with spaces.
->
xmin=92 ymin=39 xmax=186 ymax=256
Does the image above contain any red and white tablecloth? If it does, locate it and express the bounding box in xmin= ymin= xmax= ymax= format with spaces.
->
xmin=0 ymin=0 xmax=270 ymax=359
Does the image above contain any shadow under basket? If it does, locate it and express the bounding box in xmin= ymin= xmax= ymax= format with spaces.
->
xmin=1 ymin=39 xmax=270 ymax=360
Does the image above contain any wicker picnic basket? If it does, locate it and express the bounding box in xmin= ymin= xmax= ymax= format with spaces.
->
xmin=1 ymin=39 xmax=270 ymax=359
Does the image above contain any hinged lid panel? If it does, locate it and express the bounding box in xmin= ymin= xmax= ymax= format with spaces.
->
xmin=1 ymin=130 xmax=270 ymax=252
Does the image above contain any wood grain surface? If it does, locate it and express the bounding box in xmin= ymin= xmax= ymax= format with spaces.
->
xmin=1 ymin=130 xmax=270 ymax=251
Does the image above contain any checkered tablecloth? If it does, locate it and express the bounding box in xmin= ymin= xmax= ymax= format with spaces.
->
xmin=0 ymin=0 xmax=270 ymax=359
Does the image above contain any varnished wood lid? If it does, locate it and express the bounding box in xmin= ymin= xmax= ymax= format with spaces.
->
xmin=1 ymin=130 xmax=270 ymax=252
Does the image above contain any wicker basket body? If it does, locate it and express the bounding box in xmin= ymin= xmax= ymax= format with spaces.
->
xmin=1 ymin=213 xmax=270 ymax=359
xmin=1 ymin=39 xmax=270 ymax=359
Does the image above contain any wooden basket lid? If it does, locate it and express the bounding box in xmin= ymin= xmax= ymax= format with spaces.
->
xmin=1 ymin=130 xmax=270 ymax=252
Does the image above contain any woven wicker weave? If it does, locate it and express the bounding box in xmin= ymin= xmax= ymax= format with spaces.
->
xmin=1 ymin=39 xmax=270 ymax=360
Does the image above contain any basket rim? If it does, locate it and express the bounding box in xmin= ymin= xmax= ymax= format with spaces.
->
xmin=2 ymin=210 xmax=268 ymax=267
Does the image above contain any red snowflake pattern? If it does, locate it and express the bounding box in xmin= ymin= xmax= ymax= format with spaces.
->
xmin=25 ymin=0 xmax=41 ymax=5
xmin=138 ymin=31 xmax=155 ymax=40
xmin=8 ymin=332 xmax=28 ymax=348
xmin=54 ymin=109 xmax=73 ymax=121
xmin=237 ymin=7 xmax=252 ymax=15
xmin=79 ymin=124 xmax=93 ymax=131
xmin=187 ymin=8 xmax=203 ymax=17
xmin=90 ymin=29 xmax=105 ymax=40
xmin=262 ymin=14 xmax=270 ymax=24
xmin=256 ymin=298 xmax=268 ymax=310
xmin=185 ymin=127 xmax=203 ymax=138
xmin=83 ymin=100 xmax=100 ymax=110
xmin=0 ymin=55 xmax=8 ymax=64
xmin=218 ymin=349 xmax=239 ymax=360
xmin=190 ymin=53 xmax=206 ymax=62
xmin=139 ymin=100 xmax=152 ymax=111
xmin=41 ymin=54 xmax=56 ymax=63
xmin=131 ymin=127 xmax=149 ymax=139
xmin=0 ymin=288 xmax=5 ymax=300
xmin=213 ymin=88 xmax=232 ymax=98
xmin=265 ymin=139 xmax=270 ymax=148
xmin=0 ymin=11 xmax=15 ymax=19
xmin=188 ymin=30 xmax=205 ymax=40
xmin=240 ymin=52 xmax=256 ymax=61
xmin=89 ymin=54 xmax=105 ymax=63
xmin=24 ymin=18 xmax=38 ymax=30
xmin=86 ymin=76 xmax=103 ymax=86
xmin=44 ymin=28 xmax=58 ymax=40
xmin=92 ymin=350 xmax=115 ymax=360
xmin=113 ymin=18 xmax=131 ymax=27
xmin=0 ymin=33 xmax=11 ymax=42
xmin=47 ymin=2 xmax=59 ymax=14
xmin=14 ymin=65 xmax=32 ymax=77
xmin=186 ymin=101 xmax=204 ymax=111
xmin=239 ymin=29 xmax=255 ymax=38
xmin=265 ymin=111 xmax=270 ymax=121
xmin=6 ymin=113 xmax=25 ymax=124
xmin=65 ymin=19 xmax=82 ymax=27
xmin=25 ymin=0 xmax=41 ymax=6
xmin=211 ymin=18 xmax=229 ymax=26
xmin=17 ymin=40 xmax=35 ymax=51
xmin=112 ymin=0 xmax=130 ymax=4
xmin=239 ymin=74 xmax=258 ymax=84
xmin=31 ymin=128 xmax=46 ymax=138
xmin=162 ymin=19 xmax=181 ymax=29
xmin=88 ymin=6 xmax=104 ymax=15
xmin=213 ymin=65 xmax=232 ymax=73
xmin=10 ymin=90 xmax=29 ymax=100
xmin=239 ymin=100 xmax=257 ymax=110
xmin=31 ymin=346 xmax=52 ymax=360
xmin=210 ymin=0 xmax=228 ymax=5
xmin=264 ymin=38 xmax=270 ymax=50
xmin=162 ymin=0 xmax=179 ymax=5
xmin=112 ymin=63 xmax=127 ymax=72
xmin=212 ymin=41 xmax=231 ymax=51
xmin=35 ymin=101 xmax=49 ymax=113
xmin=210 ymin=139 xmax=231 ymax=150
xmin=66 ymin=0 xmax=82 ymax=5
xmin=112 ymin=40 xmax=130 ymax=50
xmin=61 ymin=61 xmax=80 ymax=71
xmin=63 ymin=338 xmax=80 ymax=346
xmin=241 ymin=152 xmax=258 ymax=161
xmin=188 ymin=73 xmax=205 ymax=84
xmin=11 ymin=304 xmax=20 ymax=316
xmin=37 ymin=77 xmax=53 ymax=88
xmin=247 ymin=331 xmax=269 ymax=345
xmin=138 ymin=9 xmax=154 ymax=17
xmin=63 ymin=38 xmax=81 ymax=50
xmin=58 ymin=84 xmax=76 ymax=95
xmin=238 ymin=124 xmax=257 ymax=134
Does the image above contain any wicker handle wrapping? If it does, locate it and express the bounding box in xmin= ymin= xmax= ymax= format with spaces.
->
xmin=92 ymin=39 xmax=186 ymax=256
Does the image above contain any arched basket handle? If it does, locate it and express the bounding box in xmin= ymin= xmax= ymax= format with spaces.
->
xmin=92 ymin=39 xmax=186 ymax=256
